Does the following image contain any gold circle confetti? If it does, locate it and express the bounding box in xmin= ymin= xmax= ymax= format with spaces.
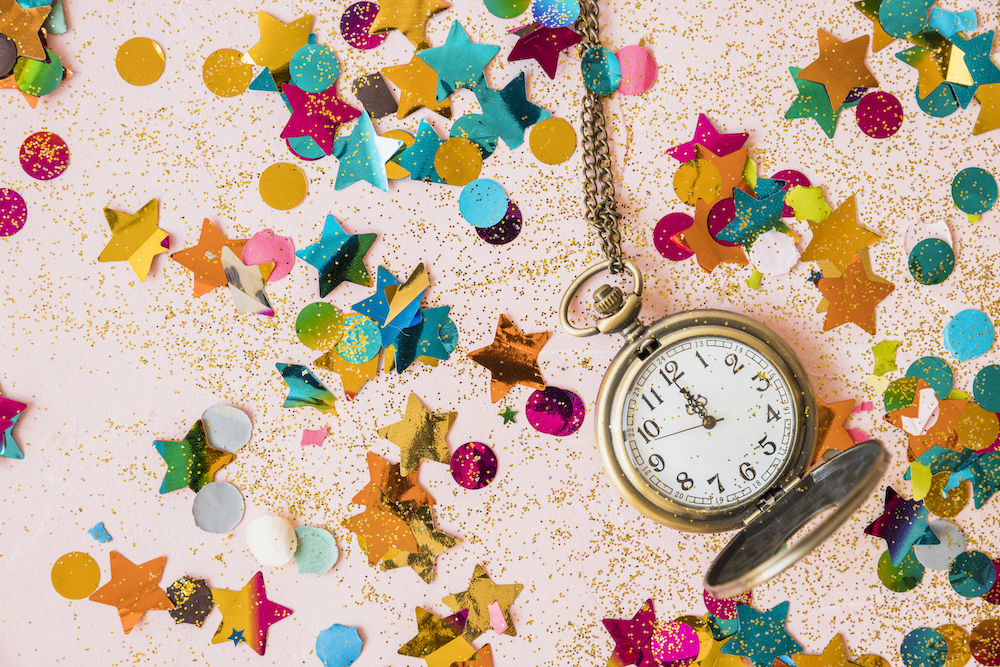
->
xmin=202 ymin=48 xmax=252 ymax=97
xmin=957 ymin=402 xmax=999 ymax=450
xmin=937 ymin=624 xmax=972 ymax=667
xmin=383 ymin=130 xmax=414 ymax=180
xmin=529 ymin=117 xmax=577 ymax=165
xmin=971 ymin=620 xmax=1000 ymax=666
xmin=434 ymin=137 xmax=483 ymax=187
xmin=51 ymin=552 xmax=101 ymax=599
xmin=924 ymin=472 xmax=970 ymax=517
xmin=673 ymin=159 xmax=721 ymax=206
xmin=259 ymin=163 xmax=308 ymax=210
xmin=115 ymin=37 xmax=166 ymax=86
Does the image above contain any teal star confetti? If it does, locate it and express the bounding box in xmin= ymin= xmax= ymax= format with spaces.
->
xmin=967 ymin=451 xmax=1000 ymax=508
xmin=88 ymin=522 xmax=112 ymax=543
xmin=417 ymin=21 xmax=500 ymax=101
xmin=296 ymin=215 xmax=376 ymax=297
xmin=229 ymin=629 xmax=245 ymax=646
xmin=154 ymin=421 xmax=236 ymax=493
xmin=472 ymin=72 xmax=551 ymax=149
xmin=393 ymin=306 xmax=452 ymax=372
xmin=717 ymin=178 xmax=787 ymax=246
xmin=276 ymin=363 xmax=338 ymax=414
xmin=396 ymin=119 xmax=444 ymax=183
xmin=331 ymin=113 xmax=403 ymax=192
xmin=950 ymin=31 xmax=1000 ymax=107
xmin=785 ymin=66 xmax=842 ymax=138
xmin=352 ymin=266 xmax=425 ymax=347
xmin=499 ymin=406 xmax=517 ymax=424
xmin=720 ymin=602 xmax=803 ymax=667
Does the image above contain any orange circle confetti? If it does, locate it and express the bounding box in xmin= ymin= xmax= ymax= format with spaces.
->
xmin=529 ymin=117 xmax=577 ymax=165
xmin=434 ymin=137 xmax=483 ymax=187
xmin=259 ymin=163 xmax=308 ymax=210
xmin=115 ymin=37 xmax=166 ymax=86
xmin=51 ymin=552 xmax=101 ymax=599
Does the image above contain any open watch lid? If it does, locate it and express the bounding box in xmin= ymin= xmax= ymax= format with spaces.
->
xmin=704 ymin=440 xmax=890 ymax=599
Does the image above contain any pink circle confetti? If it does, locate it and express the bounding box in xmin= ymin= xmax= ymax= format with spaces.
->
xmin=615 ymin=45 xmax=657 ymax=96
xmin=526 ymin=386 xmax=585 ymax=436
xmin=984 ymin=559 xmax=1000 ymax=605
xmin=650 ymin=621 xmax=700 ymax=664
xmin=242 ymin=228 xmax=296 ymax=282
xmin=450 ymin=442 xmax=499 ymax=490
xmin=340 ymin=2 xmax=387 ymax=50
xmin=857 ymin=91 xmax=904 ymax=139
xmin=653 ymin=212 xmax=693 ymax=261
xmin=0 ymin=188 xmax=27 ymax=237
xmin=476 ymin=200 xmax=522 ymax=245
xmin=771 ymin=169 xmax=810 ymax=217
xmin=707 ymin=198 xmax=740 ymax=247
xmin=703 ymin=588 xmax=752 ymax=620
xmin=19 ymin=132 xmax=69 ymax=181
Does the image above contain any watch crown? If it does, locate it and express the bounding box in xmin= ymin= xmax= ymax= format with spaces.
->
xmin=593 ymin=284 xmax=624 ymax=316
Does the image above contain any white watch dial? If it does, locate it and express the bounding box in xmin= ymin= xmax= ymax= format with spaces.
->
xmin=621 ymin=334 xmax=799 ymax=510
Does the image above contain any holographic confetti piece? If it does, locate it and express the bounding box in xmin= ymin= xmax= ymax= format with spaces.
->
xmin=526 ymin=386 xmax=585 ymax=436
xmin=336 ymin=314 xmax=383 ymax=364
xmin=865 ymin=486 xmax=938 ymax=566
xmin=19 ymin=131 xmax=69 ymax=180
xmin=935 ymin=624 xmax=972 ymax=667
xmin=485 ymin=0 xmax=528 ymax=18
xmin=476 ymin=200 xmax=522 ymax=245
xmin=276 ymin=363 xmax=338 ymax=414
xmin=878 ymin=549 xmax=924 ymax=591
xmin=211 ymin=571 xmax=293 ymax=656
xmin=943 ymin=310 xmax=994 ymax=362
xmin=530 ymin=0 xmax=579 ymax=27
xmin=341 ymin=1 xmax=386 ymax=50
xmin=297 ymin=215 xmax=376 ymax=297
xmin=296 ymin=302 xmax=345 ymax=351
xmin=317 ymin=623 xmax=363 ymax=666
xmin=450 ymin=442 xmax=498 ymax=490
xmin=720 ymin=602 xmax=803 ymax=667
xmin=972 ymin=620 xmax=1000 ymax=666
xmin=221 ymin=246 xmax=274 ymax=317
xmin=331 ymin=112 xmax=402 ymax=191
xmin=603 ymin=599 xmax=656 ymax=666
xmin=508 ymin=25 xmax=581 ymax=78
xmin=0 ymin=187 xmax=27 ymax=237
xmin=398 ymin=607 xmax=478 ymax=666
xmin=949 ymin=551 xmax=996 ymax=597
xmin=155 ymin=420 xmax=235 ymax=494
xmin=166 ymin=575 xmax=214 ymax=627
xmin=856 ymin=91 xmax=904 ymax=138
xmin=192 ymin=481 xmax=245 ymax=533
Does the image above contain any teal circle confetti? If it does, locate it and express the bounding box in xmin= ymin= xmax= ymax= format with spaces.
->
xmin=293 ymin=526 xmax=339 ymax=575
xmin=878 ymin=549 xmax=924 ymax=592
xmin=451 ymin=114 xmax=497 ymax=159
xmin=335 ymin=314 xmax=382 ymax=363
xmin=287 ymin=136 xmax=326 ymax=161
xmin=581 ymin=47 xmax=621 ymax=96
xmin=906 ymin=357 xmax=954 ymax=400
xmin=900 ymin=627 xmax=949 ymax=667
xmin=974 ymin=365 xmax=1000 ymax=412
xmin=531 ymin=0 xmax=580 ymax=27
xmin=440 ymin=317 xmax=459 ymax=354
xmin=290 ymin=44 xmax=340 ymax=93
xmin=952 ymin=167 xmax=998 ymax=215
xmin=944 ymin=310 xmax=995 ymax=362
xmin=459 ymin=179 xmax=508 ymax=228
xmin=908 ymin=238 xmax=954 ymax=285
xmin=915 ymin=84 xmax=959 ymax=118
xmin=950 ymin=551 xmax=997 ymax=597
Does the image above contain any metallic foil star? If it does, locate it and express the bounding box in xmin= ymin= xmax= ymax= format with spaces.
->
xmin=443 ymin=563 xmax=524 ymax=642
xmin=382 ymin=51 xmax=453 ymax=119
xmin=88 ymin=551 xmax=174 ymax=633
xmin=353 ymin=265 xmax=428 ymax=347
xmin=397 ymin=119 xmax=445 ymax=182
xmin=378 ymin=392 xmax=454 ymax=475
xmin=717 ymin=178 xmax=787 ymax=246
xmin=811 ymin=398 xmax=857 ymax=465
xmin=314 ymin=348 xmax=379 ymax=399
xmin=864 ymin=486 xmax=939 ymax=566
xmin=854 ymin=0 xmax=895 ymax=52
xmin=211 ymin=571 xmax=293 ymax=656
xmin=170 ymin=219 xmax=248 ymax=297
xmin=793 ymin=634 xmax=861 ymax=667
xmin=332 ymin=113 xmax=403 ymax=191
xmin=968 ymin=451 xmax=1000 ymax=508
xmin=248 ymin=11 xmax=312 ymax=72
xmin=785 ymin=66 xmax=844 ymax=138
xmin=895 ymin=32 xmax=971 ymax=102
xmin=154 ymin=420 xmax=235 ymax=494
xmin=342 ymin=490 xmax=420 ymax=564
xmin=276 ymin=363 xmax=338 ymax=414
xmin=816 ymin=256 xmax=895 ymax=335
xmin=353 ymin=451 xmax=435 ymax=507
xmin=398 ymin=607 xmax=478 ymax=667
xmin=799 ymin=195 xmax=881 ymax=270
xmin=381 ymin=505 xmax=461 ymax=583
xmin=680 ymin=199 xmax=749 ymax=273
xmin=369 ymin=0 xmax=450 ymax=49
xmin=281 ymin=82 xmax=362 ymax=155
xmin=951 ymin=31 xmax=1000 ymax=106
xmin=0 ymin=0 xmax=50 ymax=61
xmin=602 ymin=599 xmax=656 ymax=667
xmin=0 ymin=394 xmax=27 ymax=460
xmin=296 ymin=215 xmax=376 ymax=297
xmin=798 ymin=29 xmax=878 ymax=111
xmin=418 ymin=21 xmax=499 ymax=101
xmin=508 ymin=25 xmax=583 ymax=79
xmin=697 ymin=144 xmax=750 ymax=200
xmin=99 ymin=199 xmax=169 ymax=282
xmin=469 ymin=314 xmax=551 ymax=402
xmin=393 ymin=306 xmax=451 ymax=372
xmin=720 ymin=602 xmax=803 ymax=667
xmin=667 ymin=114 xmax=748 ymax=162
xmin=472 ymin=72 xmax=551 ymax=149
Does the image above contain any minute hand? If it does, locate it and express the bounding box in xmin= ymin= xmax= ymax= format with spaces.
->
xmin=651 ymin=418 xmax=725 ymax=442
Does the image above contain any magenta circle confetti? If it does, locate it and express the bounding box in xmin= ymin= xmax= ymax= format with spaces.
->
xmin=703 ymin=588 xmax=752 ymax=620
xmin=985 ymin=559 xmax=1000 ymax=605
xmin=707 ymin=198 xmax=740 ymax=247
xmin=476 ymin=200 xmax=522 ymax=245
xmin=450 ymin=442 xmax=499 ymax=490
xmin=0 ymin=188 xmax=28 ymax=237
xmin=857 ymin=91 xmax=904 ymax=139
xmin=340 ymin=2 xmax=387 ymax=50
xmin=653 ymin=212 xmax=694 ymax=261
xmin=19 ymin=132 xmax=70 ymax=181
xmin=771 ymin=169 xmax=810 ymax=217
xmin=650 ymin=621 xmax=700 ymax=664
xmin=526 ymin=386 xmax=585 ymax=436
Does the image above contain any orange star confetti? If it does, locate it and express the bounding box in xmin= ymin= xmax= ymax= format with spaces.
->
xmin=352 ymin=451 xmax=435 ymax=507
xmin=88 ymin=551 xmax=174 ymax=633
xmin=382 ymin=52 xmax=452 ymax=119
xmin=170 ymin=219 xmax=248 ymax=297
xmin=816 ymin=256 xmax=894 ymax=335
xmin=798 ymin=29 xmax=878 ymax=111
xmin=799 ymin=196 xmax=881 ymax=271
xmin=811 ymin=397 xmax=856 ymax=465
xmin=679 ymin=199 xmax=749 ymax=273
xmin=468 ymin=314 xmax=551 ymax=402
xmin=314 ymin=348 xmax=379 ymax=399
xmin=342 ymin=490 xmax=420 ymax=565
xmin=696 ymin=144 xmax=750 ymax=200
xmin=370 ymin=0 xmax=450 ymax=49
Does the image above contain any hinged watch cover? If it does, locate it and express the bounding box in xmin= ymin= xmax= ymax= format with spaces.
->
xmin=703 ymin=440 xmax=890 ymax=598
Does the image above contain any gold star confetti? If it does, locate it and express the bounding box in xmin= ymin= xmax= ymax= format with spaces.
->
xmin=378 ymin=392 xmax=454 ymax=475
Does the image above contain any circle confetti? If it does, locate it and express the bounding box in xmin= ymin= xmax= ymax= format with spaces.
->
xmin=615 ymin=45 xmax=657 ymax=95
xmin=0 ymin=34 xmax=16 ymax=77
xmin=900 ymin=627 xmax=949 ymax=667
xmin=650 ymin=621 xmax=700 ymax=664
xmin=581 ymin=46 xmax=621 ymax=95
xmin=290 ymin=44 xmax=340 ymax=93
xmin=317 ymin=624 xmax=364 ymax=667
xmin=450 ymin=442 xmax=499 ymax=490
xmin=434 ymin=137 xmax=483 ymax=186
xmin=202 ymin=404 xmax=253 ymax=453
xmin=526 ymin=386 xmax=585 ymax=436
xmin=857 ymin=91 xmax=904 ymax=138
xmin=950 ymin=551 xmax=996 ymax=597
xmin=383 ymin=130 xmax=415 ymax=179
xmin=460 ymin=179 xmax=508 ymax=228
xmin=247 ymin=515 xmax=297 ymax=567
xmin=916 ymin=84 xmax=959 ymax=118
xmin=972 ymin=620 xmax=1000 ymax=666
xmin=336 ymin=314 xmax=382 ymax=363
xmin=116 ymin=37 xmax=166 ymax=86
xmin=772 ymin=169 xmax=810 ymax=217
xmin=476 ymin=200 xmax=523 ymax=245
xmin=878 ymin=549 xmax=924 ymax=592
xmin=924 ymin=473 xmax=970 ymax=517
xmin=674 ymin=159 xmax=721 ymax=207
xmin=906 ymin=356 xmax=953 ymax=399
xmin=943 ymin=310 xmax=994 ymax=362
xmin=702 ymin=589 xmax=752 ymax=620
xmin=984 ymin=560 xmax=1000 ymax=605
xmin=287 ymin=136 xmax=327 ymax=161
xmin=51 ymin=552 xmax=101 ymax=600
xmin=653 ymin=212 xmax=695 ymax=261
xmin=485 ymin=0 xmax=529 ymax=17
xmin=914 ymin=521 xmax=967 ymax=570
xmin=293 ymin=526 xmax=339 ymax=575
xmin=296 ymin=302 xmax=346 ymax=350
xmin=0 ymin=188 xmax=28 ymax=237
xmin=202 ymin=48 xmax=252 ymax=97
xmin=14 ymin=48 xmax=63 ymax=96
xmin=952 ymin=168 xmax=998 ymax=216
xmin=936 ymin=624 xmax=972 ymax=667
xmin=529 ymin=117 xmax=577 ymax=165
xmin=19 ymin=132 xmax=69 ymax=180
xmin=974 ymin=365 xmax=1000 ymax=412
xmin=451 ymin=114 xmax=498 ymax=159
xmin=908 ymin=238 xmax=954 ymax=285
xmin=884 ymin=376 xmax=919 ymax=412
xmin=340 ymin=2 xmax=387 ymax=50
xmin=708 ymin=198 xmax=740 ymax=246
xmin=242 ymin=228 xmax=296 ymax=282
xmin=192 ymin=481 xmax=245 ymax=533
xmin=957 ymin=403 xmax=999 ymax=451
xmin=531 ymin=0 xmax=579 ymax=27
xmin=259 ymin=163 xmax=308 ymax=210
xmin=856 ymin=656 xmax=891 ymax=667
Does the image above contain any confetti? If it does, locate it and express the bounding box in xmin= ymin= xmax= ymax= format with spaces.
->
xmin=450 ymin=442 xmax=499 ymax=489
xmin=525 ymin=386 xmax=585 ymax=436
xmin=908 ymin=238 xmax=954 ymax=285
xmin=528 ymin=116 xmax=576 ymax=165
xmin=293 ymin=526 xmax=339 ymax=575
xmin=115 ymin=37 xmax=165 ymax=86
xmin=856 ymin=91 xmax=904 ymax=138
xmin=460 ymin=179 xmax=508 ymax=227
xmin=166 ymin=576 xmax=214 ymax=627
xmin=247 ymin=515 xmax=297 ymax=567
xmin=878 ymin=548 xmax=924 ymax=592
xmin=242 ymin=228 xmax=296 ymax=283
xmin=398 ymin=607 xmax=478 ymax=667
xmin=419 ymin=20 xmax=499 ymax=101
xmin=952 ymin=167 xmax=998 ymax=217
xmin=88 ymin=522 xmax=112 ymax=543
xmin=865 ymin=486 xmax=938 ymax=566
xmin=316 ymin=623 xmax=363 ymax=666
xmin=276 ymin=363 xmax=339 ymax=414
xmin=581 ymin=46 xmax=621 ymax=95
xmin=89 ymin=552 xmax=174 ymax=633
xmin=434 ymin=137 xmax=483 ymax=186
xmin=369 ymin=0 xmax=449 ymax=49
xmin=720 ymin=602 xmax=803 ymax=667
xmin=975 ymin=366 xmax=1000 ymax=412
xmin=530 ymin=0 xmax=579 ymax=27
xmin=943 ymin=310 xmax=995 ymax=362
xmin=340 ymin=2 xmax=386 ymax=50
xmin=443 ymin=563 xmax=523 ymax=641
xmin=900 ymin=627 xmax=948 ymax=667
xmin=508 ymin=25 xmax=582 ymax=79
xmin=211 ymin=571 xmax=292 ymax=656
xmin=221 ymin=246 xmax=274 ymax=317
xmin=192 ymin=481 xmax=245 ymax=533
xmin=51 ymin=552 xmax=101 ymax=600
xmin=0 ymin=187 xmax=27 ymax=237
xmin=379 ymin=392 xmax=454 ymax=475
xmin=171 ymin=219 xmax=248 ymax=297
xmin=202 ymin=48 xmax=252 ymax=97
xmin=469 ymin=314 xmax=551 ymax=402
xmin=154 ymin=420 xmax=235 ymax=493
xmin=949 ymin=551 xmax=996 ymax=597
xmin=476 ymin=200 xmax=523 ymax=245
xmin=259 ymin=163 xmax=308 ymax=210
xmin=18 ymin=131 xmax=68 ymax=180
xmin=615 ymin=45 xmax=657 ymax=95
xmin=99 ymin=198 xmax=169 ymax=282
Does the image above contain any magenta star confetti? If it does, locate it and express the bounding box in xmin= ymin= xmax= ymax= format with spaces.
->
xmin=507 ymin=25 xmax=582 ymax=79
xmin=864 ymin=486 xmax=939 ymax=567
xmin=280 ymin=82 xmax=361 ymax=155
xmin=666 ymin=113 xmax=749 ymax=162
xmin=340 ymin=1 xmax=387 ymax=50
xmin=603 ymin=598 xmax=656 ymax=667
xmin=526 ymin=386 xmax=585 ymax=436
xmin=450 ymin=442 xmax=499 ymax=489
xmin=19 ymin=131 xmax=69 ymax=180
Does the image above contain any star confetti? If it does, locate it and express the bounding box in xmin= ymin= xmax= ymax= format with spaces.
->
xmin=99 ymin=199 xmax=169 ymax=282
xmin=380 ymin=505 xmax=461 ymax=583
xmin=798 ymin=29 xmax=878 ymax=111
xmin=0 ymin=0 xmax=50 ymax=61
xmin=793 ymin=634 xmax=860 ymax=667
xmin=667 ymin=114 xmax=748 ymax=162
xmin=0 ymin=394 xmax=27 ymax=460
xmin=816 ymin=256 xmax=894 ymax=335
xmin=419 ymin=21 xmax=499 ymax=101
xmin=276 ymin=363 xmax=339 ymax=414
xmin=313 ymin=348 xmax=379 ymax=399
xmin=369 ymin=0 xmax=450 ymax=49
xmin=811 ymin=398 xmax=857 ymax=464
xmin=443 ymin=563 xmax=524 ymax=642
xmin=472 ymin=72 xmax=551 ymax=149
xmin=602 ymin=599 xmax=656 ymax=667
xmin=508 ymin=25 xmax=582 ymax=79
xmin=170 ymin=219 xmax=248 ymax=297
xmin=281 ymin=82 xmax=362 ymax=155
xmin=248 ymin=11 xmax=312 ymax=79
xmin=679 ymin=199 xmax=750 ymax=273
xmin=211 ymin=571 xmax=293 ymax=656
xmin=88 ymin=551 xmax=174 ymax=634
xmin=331 ymin=112 xmax=403 ymax=191
xmin=295 ymin=214 xmax=376 ymax=297
xmin=800 ymin=196 xmax=881 ymax=271
xmin=717 ymin=178 xmax=787 ymax=246
xmin=398 ymin=607 xmax=478 ymax=667
xmin=382 ymin=51 xmax=453 ymax=119
xmin=342 ymin=490 xmax=420 ymax=564
xmin=353 ymin=451 xmax=435 ymax=507
xmin=468 ymin=314 xmax=551 ymax=402
xmin=720 ymin=602 xmax=803 ymax=667
xmin=396 ymin=119 xmax=445 ymax=182
xmin=499 ymin=406 xmax=517 ymax=424
xmin=154 ymin=420 xmax=235 ymax=494
xmin=378 ymin=392 xmax=454 ymax=475
xmin=864 ymin=486 xmax=939 ymax=566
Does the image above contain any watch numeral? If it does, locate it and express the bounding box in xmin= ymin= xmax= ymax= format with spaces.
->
xmin=641 ymin=388 xmax=663 ymax=411
xmin=649 ymin=454 xmax=664 ymax=472
xmin=637 ymin=419 xmax=660 ymax=443
xmin=725 ymin=353 xmax=745 ymax=374
xmin=756 ymin=435 xmax=776 ymax=456
xmin=753 ymin=371 xmax=771 ymax=392
xmin=740 ymin=462 xmax=756 ymax=481
xmin=695 ymin=351 xmax=709 ymax=368
xmin=707 ymin=474 xmax=724 ymax=493
xmin=767 ymin=404 xmax=780 ymax=423
xmin=659 ymin=361 xmax=685 ymax=386
xmin=676 ymin=472 xmax=694 ymax=491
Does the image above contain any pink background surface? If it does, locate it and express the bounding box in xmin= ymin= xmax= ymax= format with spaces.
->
xmin=2 ymin=0 xmax=1000 ymax=664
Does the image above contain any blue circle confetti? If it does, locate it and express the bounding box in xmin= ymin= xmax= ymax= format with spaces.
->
xmin=943 ymin=310 xmax=994 ymax=362
xmin=581 ymin=47 xmax=621 ymax=96
xmin=949 ymin=551 xmax=997 ymax=597
xmin=316 ymin=623 xmax=363 ymax=667
xmin=908 ymin=238 xmax=954 ymax=285
xmin=975 ymin=365 xmax=1000 ymax=412
xmin=900 ymin=627 xmax=949 ymax=667
xmin=906 ymin=357 xmax=954 ymax=400
xmin=952 ymin=167 xmax=998 ymax=215
xmin=290 ymin=44 xmax=340 ymax=93
xmin=459 ymin=179 xmax=508 ymax=228
xmin=335 ymin=314 xmax=382 ymax=364
xmin=531 ymin=0 xmax=580 ymax=27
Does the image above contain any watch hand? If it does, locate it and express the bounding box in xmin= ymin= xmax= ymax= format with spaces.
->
xmin=651 ymin=418 xmax=725 ymax=442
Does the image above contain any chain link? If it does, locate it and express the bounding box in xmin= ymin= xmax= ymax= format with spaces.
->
xmin=577 ymin=0 xmax=624 ymax=274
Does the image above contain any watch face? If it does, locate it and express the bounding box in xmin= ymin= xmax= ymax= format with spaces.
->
xmin=621 ymin=333 xmax=800 ymax=511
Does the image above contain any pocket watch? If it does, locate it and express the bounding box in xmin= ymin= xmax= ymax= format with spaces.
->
xmin=565 ymin=0 xmax=890 ymax=599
